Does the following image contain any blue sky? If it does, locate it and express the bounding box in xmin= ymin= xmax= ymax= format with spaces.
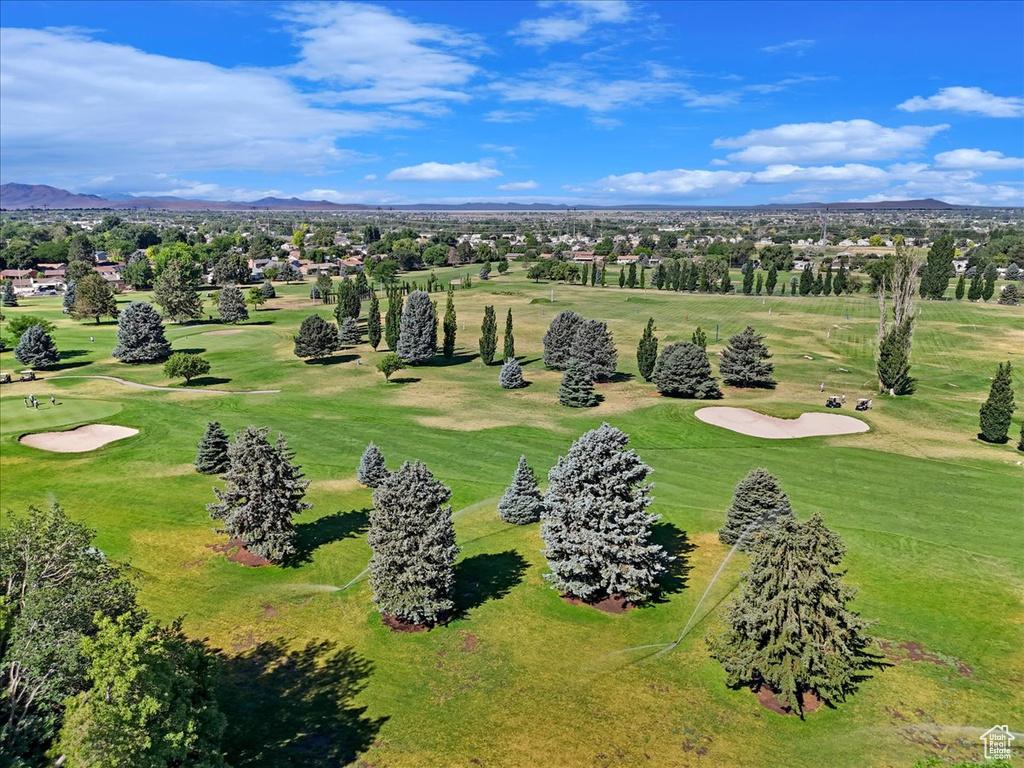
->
xmin=1 ymin=0 xmax=1022 ymax=205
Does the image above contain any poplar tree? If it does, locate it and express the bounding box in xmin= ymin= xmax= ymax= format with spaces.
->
xmin=718 ymin=468 xmax=795 ymax=549
xmin=442 ymin=288 xmax=457 ymax=357
xmin=979 ymin=361 xmax=1015 ymax=443
xmin=719 ymin=326 xmax=776 ymax=388
xmin=834 ymin=264 xmax=848 ymax=294
xmin=982 ymin=263 xmax=998 ymax=301
xmin=499 ymin=357 xmax=526 ymax=389
xmin=541 ymin=424 xmax=668 ymax=603
xmin=498 ymin=456 xmax=545 ymax=524
xmin=293 ymin=314 xmax=340 ymax=360
xmin=195 ymin=421 xmax=230 ymax=475
xmin=709 ymin=515 xmax=874 ymax=715
xmin=367 ymin=291 xmax=382 ymax=350
xmin=823 ymin=264 xmax=833 ymax=296
xmin=636 ymin=317 xmax=658 ymax=381
xmin=217 ymin=285 xmax=249 ymax=324
xmin=652 ymin=342 xmax=722 ymax=399
xmin=755 ymin=272 xmax=764 ymax=295
xmin=954 ymin=273 xmax=966 ymax=300
xmin=799 ymin=263 xmax=814 ymax=295
xmin=542 ymin=309 xmax=582 ymax=369
xmin=569 ymin=319 xmax=617 ymax=381
xmin=967 ymin=271 xmax=983 ymax=301
xmin=338 ymin=316 xmax=362 ymax=346
xmin=503 ymin=309 xmax=515 ymax=361
xmin=479 ymin=305 xmax=498 ymax=364
xmin=396 ymin=290 xmax=437 ymax=363
xmin=920 ymin=233 xmax=954 ymax=299
xmin=111 ymin=301 xmax=171 ymax=363
xmin=207 ymin=426 xmax=310 ymax=563
xmin=14 ymin=324 xmax=59 ymax=368
xmin=627 ymin=262 xmax=637 ymax=288
xmin=618 ymin=268 xmax=625 ymax=288
xmin=720 ymin=269 xmax=733 ymax=294
xmin=384 ymin=288 xmax=402 ymax=350
xmin=742 ymin=264 xmax=754 ymax=295
xmin=558 ymin=360 xmax=599 ymax=407
xmin=358 ymin=442 xmax=389 ymax=488
xmin=368 ymin=461 xmax=458 ymax=627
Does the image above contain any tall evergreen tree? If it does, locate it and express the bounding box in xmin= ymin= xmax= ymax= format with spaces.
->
xmin=687 ymin=261 xmax=699 ymax=291
xmin=499 ymin=357 xmax=526 ymax=389
xmin=823 ymin=264 xmax=833 ymax=296
xmin=636 ymin=317 xmax=658 ymax=382
xmin=719 ymin=326 xmax=776 ymax=388
xmin=14 ymin=324 xmax=59 ymax=368
xmin=708 ymin=515 xmax=874 ymax=715
xmin=71 ymin=273 xmax=119 ymax=324
xmin=618 ymin=268 xmax=625 ymax=288
xmin=876 ymin=319 xmax=914 ymax=395
xmin=503 ymin=309 xmax=515 ymax=361
xmin=153 ymin=260 xmax=202 ymax=324
xmin=358 ymin=442 xmax=389 ymax=488
xmin=293 ymin=314 xmax=340 ymax=360
xmin=260 ymin=280 xmax=276 ymax=299
xmin=368 ymin=461 xmax=458 ymax=627
xmin=315 ymin=273 xmax=333 ymax=304
xmin=834 ymin=264 xmax=848 ymax=294
xmin=478 ymin=305 xmax=498 ymax=365
xmin=691 ymin=326 xmax=707 ymax=349
xmin=799 ymin=263 xmax=814 ymax=295
xmin=1 ymin=280 xmax=17 ymax=307
xmin=811 ymin=271 xmax=823 ymax=296
xmin=979 ymin=361 xmax=1015 ymax=443
xmin=982 ymin=263 xmax=998 ymax=301
xmin=334 ymin=279 xmax=361 ymax=320
xmin=384 ymin=288 xmax=402 ymax=350
xmin=195 ymin=421 xmax=230 ymax=475
xmin=920 ymin=233 xmax=954 ymax=299
xmin=652 ymin=342 xmax=722 ymax=399
xmin=498 ymin=456 xmax=545 ymax=524
xmin=217 ymin=285 xmax=249 ymax=324
xmin=541 ymin=424 xmax=668 ymax=603
xmin=338 ymin=316 xmax=362 ymax=346
xmin=720 ymin=269 xmax=733 ymax=294
xmin=755 ymin=272 xmax=764 ymax=295
xmin=558 ymin=360 xmax=599 ymax=407
xmin=742 ymin=264 xmax=754 ymax=295
xmin=62 ymin=280 xmax=76 ymax=313
xmin=542 ymin=309 xmax=582 ymax=369
xmin=442 ymin=288 xmax=457 ymax=357
xmin=112 ymin=301 xmax=170 ymax=363
xmin=569 ymin=319 xmax=617 ymax=381
xmin=627 ymin=262 xmax=637 ymax=288
xmin=698 ymin=262 xmax=710 ymax=292
xmin=367 ymin=291 xmax=382 ymax=350
xmin=207 ymin=426 xmax=310 ymax=563
xmin=396 ymin=290 xmax=437 ymax=363
xmin=718 ymin=468 xmax=795 ymax=549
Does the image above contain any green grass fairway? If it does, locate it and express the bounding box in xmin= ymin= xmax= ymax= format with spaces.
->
xmin=2 ymin=268 xmax=1022 ymax=766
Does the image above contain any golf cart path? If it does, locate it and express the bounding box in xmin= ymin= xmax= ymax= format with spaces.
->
xmin=50 ymin=375 xmax=280 ymax=395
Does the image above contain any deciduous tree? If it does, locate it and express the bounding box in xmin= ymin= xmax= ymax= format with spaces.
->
xmin=163 ymin=352 xmax=211 ymax=385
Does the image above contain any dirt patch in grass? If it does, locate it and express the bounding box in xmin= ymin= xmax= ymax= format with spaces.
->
xmin=382 ymin=614 xmax=430 ymax=633
xmin=207 ymin=538 xmax=273 ymax=567
xmin=262 ymin=603 xmax=280 ymax=619
xmin=562 ymin=593 xmax=634 ymax=614
xmin=201 ymin=329 xmax=245 ymax=336
xmin=313 ymin=478 xmax=363 ymax=493
xmin=458 ymin=630 xmax=479 ymax=652
xmin=755 ymin=684 xmax=824 ymax=716
xmin=876 ymin=639 xmax=974 ymax=677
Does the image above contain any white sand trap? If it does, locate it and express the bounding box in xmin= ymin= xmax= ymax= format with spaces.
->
xmin=695 ymin=407 xmax=869 ymax=439
xmin=201 ymin=329 xmax=244 ymax=336
xmin=20 ymin=424 xmax=139 ymax=453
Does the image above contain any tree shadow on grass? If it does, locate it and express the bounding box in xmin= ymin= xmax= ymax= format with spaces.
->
xmin=218 ymin=638 xmax=387 ymax=766
xmin=600 ymin=371 xmax=634 ymax=384
xmin=241 ymin=320 xmax=276 ymax=326
xmin=387 ymin=376 xmax=421 ymax=384
xmin=516 ymin=356 xmax=544 ymax=368
xmin=421 ymin=352 xmax=478 ymax=367
xmin=185 ymin=376 xmax=233 ymax=387
xmin=58 ymin=349 xmax=90 ymax=359
xmin=47 ymin=359 xmax=91 ymax=372
xmin=290 ymin=508 xmax=370 ymax=567
xmin=305 ymin=354 xmax=359 ymax=366
xmin=174 ymin=347 xmax=207 ymax=355
xmin=451 ymin=550 xmax=529 ymax=620
xmin=648 ymin=522 xmax=694 ymax=603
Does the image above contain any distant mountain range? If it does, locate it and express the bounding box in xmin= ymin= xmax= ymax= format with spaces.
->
xmin=0 ymin=182 xmax=980 ymax=212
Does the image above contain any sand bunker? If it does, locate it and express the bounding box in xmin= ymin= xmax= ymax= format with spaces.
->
xmin=201 ymin=329 xmax=244 ymax=336
xmin=695 ymin=407 xmax=868 ymax=439
xmin=20 ymin=424 xmax=139 ymax=452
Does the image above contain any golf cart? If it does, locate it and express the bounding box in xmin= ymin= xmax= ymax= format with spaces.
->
xmin=855 ymin=398 xmax=872 ymax=412
xmin=825 ymin=395 xmax=841 ymax=408
xmin=0 ymin=372 xmax=10 ymax=384
xmin=19 ymin=370 xmax=35 ymax=382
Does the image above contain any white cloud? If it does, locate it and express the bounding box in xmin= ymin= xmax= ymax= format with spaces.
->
xmin=493 ymin=64 xmax=684 ymax=112
xmin=858 ymin=164 xmax=1024 ymax=206
xmin=933 ymin=148 xmax=1024 ymax=171
xmin=483 ymin=110 xmax=537 ymax=123
xmin=480 ymin=144 xmax=518 ymax=155
xmin=0 ymin=27 xmax=389 ymax=180
xmin=386 ymin=161 xmax=502 ymax=182
xmin=512 ymin=0 xmax=635 ymax=47
xmin=363 ymin=173 xmax=378 ymax=180
xmin=591 ymin=169 xmax=753 ymax=197
xmin=498 ymin=180 xmax=539 ymax=190
xmin=752 ymin=163 xmax=888 ymax=185
xmin=897 ymin=86 xmax=1024 ymax=118
xmin=713 ymin=119 xmax=948 ymax=164
xmin=761 ymin=38 xmax=816 ymax=54
xmin=283 ymin=2 xmax=483 ymax=105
